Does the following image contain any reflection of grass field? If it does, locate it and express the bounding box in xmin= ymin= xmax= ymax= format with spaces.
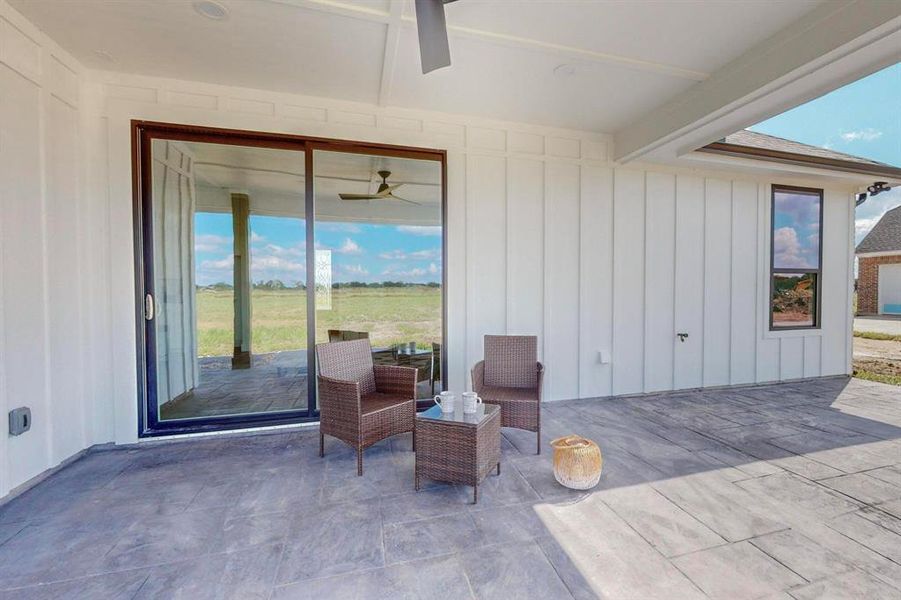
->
xmin=197 ymin=287 xmax=441 ymax=357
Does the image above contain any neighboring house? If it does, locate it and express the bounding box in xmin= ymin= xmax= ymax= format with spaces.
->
xmin=856 ymin=206 xmax=901 ymax=315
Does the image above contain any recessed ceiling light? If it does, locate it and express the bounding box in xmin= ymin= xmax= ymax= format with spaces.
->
xmin=193 ymin=0 xmax=229 ymax=21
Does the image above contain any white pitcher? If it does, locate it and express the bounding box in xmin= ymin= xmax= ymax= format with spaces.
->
xmin=462 ymin=392 xmax=482 ymax=414
xmin=434 ymin=391 xmax=455 ymax=413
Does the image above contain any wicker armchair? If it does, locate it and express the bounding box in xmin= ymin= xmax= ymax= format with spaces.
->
xmin=472 ymin=335 xmax=544 ymax=454
xmin=316 ymin=338 xmax=417 ymax=475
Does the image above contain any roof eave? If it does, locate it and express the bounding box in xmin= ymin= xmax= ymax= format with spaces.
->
xmin=698 ymin=142 xmax=901 ymax=182
xmin=855 ymin=250 xmax=901 ymax=258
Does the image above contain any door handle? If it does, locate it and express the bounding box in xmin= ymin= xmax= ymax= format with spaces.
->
xmin=144 ymin=293 xmax=155 ymax=321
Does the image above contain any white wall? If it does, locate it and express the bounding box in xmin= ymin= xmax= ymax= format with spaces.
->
xmin=95 ymin=71 xmax=856 ymax=447
xmin=0 ymin=1 xmax=857 ymax=499
xmin=0 ymin=3 xmax=113 ymax=499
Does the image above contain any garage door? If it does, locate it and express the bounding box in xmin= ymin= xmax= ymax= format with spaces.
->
xmin=878 ymin=263 xmax=901 ymax=314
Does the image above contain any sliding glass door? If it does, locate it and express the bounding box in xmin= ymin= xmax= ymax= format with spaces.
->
xmin=135 ymin=124 xmax=445 ymax=436
xmin=143 ymin=138 xmax=310 ymax=431
xmin=312 ymin=149 xmax=444 ymax=400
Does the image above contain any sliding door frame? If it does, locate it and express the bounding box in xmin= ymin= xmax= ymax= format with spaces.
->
xmin=132 ymin=120 xmax=447 ymax=437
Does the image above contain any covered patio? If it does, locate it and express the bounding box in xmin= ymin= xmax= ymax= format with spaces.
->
xmin=2 ymin=378 xmax=900 ymax=599
xmin=2 ymin=1 xmax=901 ymax=598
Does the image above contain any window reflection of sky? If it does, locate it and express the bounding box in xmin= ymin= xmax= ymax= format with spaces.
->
xmin=194 ymin=213 xmax=442 ymax=286
xmin=773 ymin=191 xmax=820 ymax=269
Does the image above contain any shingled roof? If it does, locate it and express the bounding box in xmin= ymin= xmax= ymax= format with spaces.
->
xmin=723 ymin=130 xmax=893 ymax=168
xmin=701 ymin=130 xmax=901 ymax=179
xmin=857 ymin=205 xmax=901 ymax=255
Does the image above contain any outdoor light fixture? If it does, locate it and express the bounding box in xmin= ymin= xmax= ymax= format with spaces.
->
xmin=867 ymin=181 xmax=892 ymax=196
xmin=858 ymin=181 xmax=893 ymax=206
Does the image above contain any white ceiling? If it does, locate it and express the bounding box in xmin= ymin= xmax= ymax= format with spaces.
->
xmin=11 ymin=0 xmax=824 ymax=133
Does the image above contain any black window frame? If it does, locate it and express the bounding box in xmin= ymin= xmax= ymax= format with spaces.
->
xmin=769 ymin=184 xmax=823 ymax=331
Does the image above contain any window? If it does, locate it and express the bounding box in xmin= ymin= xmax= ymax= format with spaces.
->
xmin=770 ymin=185 xmax=822 ymax=330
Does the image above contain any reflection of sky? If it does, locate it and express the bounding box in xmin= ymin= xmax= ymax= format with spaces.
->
xmin=773 ymin=192 xmax=820 ymax=269
xmin=194 ymin=213 xmax=441 ymax=286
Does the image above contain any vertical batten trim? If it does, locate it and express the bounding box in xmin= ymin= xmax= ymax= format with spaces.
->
xmin=606 ymin=169 xmax=614 ymax=397
xmin=575 ymin=164 xmax=582 ymax=397
xmin=38 ymin=47 xmax=55 ymax=465
xmin=642 ymin=171 xmax=649 ymax=393
xmin=753 ymin=183 xmax=760 ymax=379
xmin=727 ymin=181 xmax=734 ymax=384
xmin=845 ymin=193 xmax=854 ymax=374
xmin=671 ymin=174 xmax=678 ymax=391
xmin=700 ymin=179 xmax=707 ymax=387
xmin=541 ymin=161 xmax=548 ymax=397
xmin=609 ymin=168 xmax=617 ymax=395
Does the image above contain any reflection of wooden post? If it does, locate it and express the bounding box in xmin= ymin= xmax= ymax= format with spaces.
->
xmin=232 ymin=193 xmax=252 ymax=369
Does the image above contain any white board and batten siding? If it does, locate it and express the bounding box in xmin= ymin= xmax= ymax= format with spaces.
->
xmin=462 ymin=158 xmax=853 ymax=401
xmin=0 ymin=4 xmax=109 ymax=500
xmin=98 ymin=72 xmax=856 ymax=423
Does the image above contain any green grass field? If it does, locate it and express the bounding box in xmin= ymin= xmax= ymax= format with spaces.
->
xmin=197 ymin=286 xmax=441 ymax=357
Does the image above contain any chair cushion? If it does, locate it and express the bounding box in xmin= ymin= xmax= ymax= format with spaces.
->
xmin=478 ymin=386 xmax=539 ymax=403
xmin=483 ymin=335 xmax=538 ymax=388
xmin=361 ymin=392 xmax=413 ymax=415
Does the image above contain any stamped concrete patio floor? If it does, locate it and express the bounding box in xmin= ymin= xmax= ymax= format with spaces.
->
xmin=1 ymin=377 xmax=900 ymax=599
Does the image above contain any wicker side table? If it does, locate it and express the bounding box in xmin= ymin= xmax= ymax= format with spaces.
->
xmin=415 ymin=403 xmax=501 ymax=504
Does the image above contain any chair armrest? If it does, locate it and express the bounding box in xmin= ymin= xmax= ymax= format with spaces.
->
xmin=373 ymin=365 xmax=417 ymax=398
xmin=318 ymin=376 xmax=362 ymax=420
xmin=536 ymin=362 xmax=544 ymax=402
xmin=471 ymin=360 xmax=485 ymax=393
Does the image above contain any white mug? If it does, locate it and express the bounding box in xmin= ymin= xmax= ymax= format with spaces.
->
xmin=434 ymin=391 xmax=455 ymax=413
xmin=462 ymin=392 xmax=482 ymax=414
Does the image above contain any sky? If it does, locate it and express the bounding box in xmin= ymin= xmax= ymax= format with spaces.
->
xmin=195 ymin=214 xmax=442 ymax=286
xmin=750 ymin=62 xmax=901 ymax=246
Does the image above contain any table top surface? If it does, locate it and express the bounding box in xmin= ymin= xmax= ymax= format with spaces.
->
xmin=417 ymin=402 xmax=498 ymax=426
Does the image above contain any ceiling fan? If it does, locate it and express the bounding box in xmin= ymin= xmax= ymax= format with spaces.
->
xmin=415 ymin=0 xmax=457 ymax=74
xmin=338 ymin=170 xmax=420 ymax=205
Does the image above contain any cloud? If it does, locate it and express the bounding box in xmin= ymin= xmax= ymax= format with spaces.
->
xmin=396 ymin=225 xmax=441 ymax=237
xmin=259 ymin=243 xmax=304 ymax=258
xmin=199 ymin=255 xmax=234 ymax=270
xmin=195 ymin=234 xmax=231 ymax=253
xmin=252 ymin=255 xmax=305 ymax=273
xmin=855 ymin=216 xmax=881 ymax=241
xmin=250 ymin=231 xmax=266 ymax=243
xmin=377 ymin=248 xmax=441 ymax=261
xmin=840 ymin=128 xmax=883 ymax=142
xmin=336 ymin=238 xmax=363 ymax=255
xmin=342 ymin=264 xmax=369 ymax=277
xmin=773 ymin=227 xmax=819 ymax=269
xmin=383 ymin=262 xmax=440 ymax=280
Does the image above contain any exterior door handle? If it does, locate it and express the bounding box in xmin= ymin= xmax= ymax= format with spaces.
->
xmin=144 ymin=293 xmax=155 ymax=321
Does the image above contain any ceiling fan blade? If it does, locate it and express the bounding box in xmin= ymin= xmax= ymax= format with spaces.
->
xmin=389 ymin=194 xmax=421 ymax=206
xmin=377 ymin=183 xmax=404 ymax=196
xmin=339 ymin=193 xmax=379 ymax=200
xmin=414 ymin=0 xmax=453 ymax=74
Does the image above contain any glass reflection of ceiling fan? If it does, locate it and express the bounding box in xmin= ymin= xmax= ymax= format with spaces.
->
xmin=338 ymin=170 xmax=420 ymax=205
